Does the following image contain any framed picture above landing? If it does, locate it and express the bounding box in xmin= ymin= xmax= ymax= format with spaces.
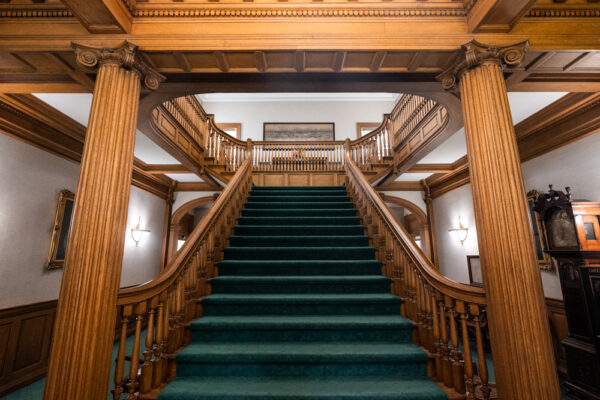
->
xmin=467 ymin=255 xmax=483 ymax=287
xmin=263 ymin=122 xmax=335 ymax=141
xmin=46 ymin=189 xmax=75 ymax=270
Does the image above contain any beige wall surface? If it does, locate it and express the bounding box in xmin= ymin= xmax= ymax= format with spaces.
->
xmin=431 ymin=131 xmax=600 ymax=299
xmin=202 ymin=100 xmax=395 ymax=142
xmin=0 ymin=134 xmax=166 ymax=308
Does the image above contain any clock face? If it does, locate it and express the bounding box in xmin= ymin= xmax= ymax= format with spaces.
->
xmin=549 ymin=209 xmax=579 ymax=249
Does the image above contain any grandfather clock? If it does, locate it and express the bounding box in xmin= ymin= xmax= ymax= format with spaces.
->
xmin=535 ymin=186 xmax=600 ymax=399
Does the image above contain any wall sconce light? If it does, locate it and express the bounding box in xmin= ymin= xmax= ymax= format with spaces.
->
xmin=448 ymin=216 xmax=469 ymax=246
xmin=131 ymin=216 xmax=151 ymax=247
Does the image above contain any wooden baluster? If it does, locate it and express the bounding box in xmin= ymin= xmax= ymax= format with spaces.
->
xmin=140 ymin=297 xmax=158 ymax=394
xmin=152 ymin=298 xmax=165 ymax=388
xmin=439 ymin=299 xmax=453 ymax=388
xmin=474 ymin=308 xmax=490 ymax=400
xmin=447 ymin=297 xmax=466 ymax=394
xmin=112 ymin=305 xmax=131 ymax=400
xmin=458 ymin=301 xmax=476 ymax=400
xmin=431 ymin=291 xmax=442 ymax=382
xmin=126 ymin=302 xmax=145 ymax=399
xmin=161 ymin=293 xmax=170 ymax=383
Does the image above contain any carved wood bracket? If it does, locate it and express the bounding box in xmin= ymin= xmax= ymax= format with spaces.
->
xmin=436 ymin=40 xmax=530 ymax=92
xmin=72 ymin=41 xmax=165 ymax=91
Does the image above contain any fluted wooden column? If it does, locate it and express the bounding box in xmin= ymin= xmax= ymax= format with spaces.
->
xmin=44 ymin=42 xmax=164 ymax=400
xmin=438 ymin=40 xmax=560 ymax=399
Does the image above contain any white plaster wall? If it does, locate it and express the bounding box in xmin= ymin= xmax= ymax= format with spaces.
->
xmin=432 ymin=185 xmax=480 ymax=284
xmin=201 ymin=100 xmax=396 ymax=141
xmin=521 ymin=131 xmax=600 ymax=299
xmin=0 ymin=134 xmax=167 ymax=308
xmin=0 ymin=134 xmax=80 ymax=308
xmin=121 ymin=187 xmax=166 ymax=288
xmin=431 ymin=131 xmax=600 ymax=298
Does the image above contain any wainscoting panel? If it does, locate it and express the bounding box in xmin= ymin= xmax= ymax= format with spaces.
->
xmin=546 ymin=297 xmax=568 ymax=376
xmin=253 ymin=172 xmax=345 ymax=186
xmin=0 ymin=300 xmax=56 ymax=397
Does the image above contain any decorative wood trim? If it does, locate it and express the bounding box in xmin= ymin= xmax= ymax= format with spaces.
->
xmin=375 ymin=181 xmax=423 ymax=191
xmin=426 ymin=92 xmax=600 ymax=199
xmin=175 ymin=182 xmax=221 ymax=191
xmin=169 ymin=195 xmax=217 ymax=260
xmin=252 ymin=172 xmax=346 ymax=187
xmin=0 ymin=299 xmax=147 ymax=398
xmin=407 ymin=163 xmax=454 ymax=174
xmin=144 ymin=164 xmax=190 ymax=174
xmin=0 ymin=93 xmax=174 ymax=199
xmin=0 ymin=300 xmax=56 ymax=398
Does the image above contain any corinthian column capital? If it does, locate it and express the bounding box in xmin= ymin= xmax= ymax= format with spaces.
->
xmin=436 ymin=39 xmax=529 ymax=91
xmin=72 ymin=41 xmax=165 ymax=91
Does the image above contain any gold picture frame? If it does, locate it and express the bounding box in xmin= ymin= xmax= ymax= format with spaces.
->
xmin=527 ymin=189 xmax=554 ymax=270
xmin=46 ymin=189 xmax=75 ymax=270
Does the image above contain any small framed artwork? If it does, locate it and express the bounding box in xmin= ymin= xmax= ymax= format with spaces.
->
xmin=46 ymin=189 xmax=75 ymax=270
xmin=263 ymin=122 xmax=335 ymax=141
xmin=467 ymin=255 xmax=483 ymax=287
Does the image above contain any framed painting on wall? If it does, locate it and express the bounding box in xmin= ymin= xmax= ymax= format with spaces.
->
xmin=46 ymin=189 xmax=75 ymax=270
xmin=467 ymin=255 xmax=483 ymax=287
xmin=263 ymin=122 xmax=335 ymax=141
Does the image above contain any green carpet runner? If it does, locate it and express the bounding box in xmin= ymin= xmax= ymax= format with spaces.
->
xmin=159 ymin=185 xmax=447 ymax=400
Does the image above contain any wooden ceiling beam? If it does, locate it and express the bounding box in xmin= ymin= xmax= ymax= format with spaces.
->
xmin=375 ymin=181 xmax=423 ymax=191
xmin=0 ymin=93 xmax=173 ymax=198
xmin=467 ymin=0 xmax=539 ymax=33
xmin=425 ymin=93 xmax=600 ymax=198
xmin=144 ymin=164 xmax=191 ymax=174
xmin=175 ymin=182 xmax=222 ymax=192
xmin=407 ymin=163 xmax=454 ymax=173
xmin=61 ymin=0 xmax=132 ymax=33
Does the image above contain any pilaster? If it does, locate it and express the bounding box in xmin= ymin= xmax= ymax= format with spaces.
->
xmin=437 ymin=40 xmax=561 ymax=399
xmin=44 ymin=42 xmax=164 ymax=400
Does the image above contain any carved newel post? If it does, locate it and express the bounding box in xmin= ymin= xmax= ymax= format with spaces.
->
xmin=437 ymin=41 xmax=561 ymax=399
xmin=44 ymin=42 xmax=164 ymax=400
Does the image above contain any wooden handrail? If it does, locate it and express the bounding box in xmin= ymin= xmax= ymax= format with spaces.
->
xmin=344 ymin=152 xmax=485 ymax=303
xmin=112 ymin=144 xmax=253 ymax=398
xmin=353 ymin=114 xmax=389 ymax=145
xmin=344 ymin=146 xmax=490 ymax=399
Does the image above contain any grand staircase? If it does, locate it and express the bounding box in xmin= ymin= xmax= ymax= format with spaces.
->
xmin=158 ymin=185 xmax=446 ymax=400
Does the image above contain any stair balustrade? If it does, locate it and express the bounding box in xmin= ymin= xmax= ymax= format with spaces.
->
xmin=344 ymin=148 xmax=491 ymax=400
xmin=206 ymin=119 xmax=248 ymax=173
xmin=349 ymin=115 xmax=392 ymax=172
xmin=111 ymin=148 xmax=253 ymax=399
xmin=252 ymin=141 xmax=346 ymax=171
xmin=389 ymin=94 xmax=437 ymax=146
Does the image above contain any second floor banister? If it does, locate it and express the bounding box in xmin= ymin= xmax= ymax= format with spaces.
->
xmin=349 ymin=114 xmax=391 ymax=171
xmin=112 ymin=148 xmax=253 ymax=399
xmin=252 ymin=141 xmax=346 ymax=171
xmin=344 ymin=147 xmax=491 ymax=400
xmin=206 ymin=118 xmax=248 ymax=172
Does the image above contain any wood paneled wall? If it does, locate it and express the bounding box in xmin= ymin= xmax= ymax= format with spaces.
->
xmin=546 ymin=297 xmax=569 ymax=376
xmin=0 ymin=300 xmax=142 ymax=397
xmin=252 ymin=172 xmax=346 ymax=186
xmin=0 ymin=300 xmax=56 ymax=397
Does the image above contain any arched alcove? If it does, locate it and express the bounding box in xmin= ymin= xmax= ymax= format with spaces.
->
xmin=169 ymin=196 xmax=216 ymax=260
xmin=380 ymin=194 xmax=432 ymax=261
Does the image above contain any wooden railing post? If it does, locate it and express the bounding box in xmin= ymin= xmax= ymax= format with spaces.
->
xmin=44 ymin=42 xmax=163 ymax=400
xmin=438 ymin=40 xmax=560 ymax=399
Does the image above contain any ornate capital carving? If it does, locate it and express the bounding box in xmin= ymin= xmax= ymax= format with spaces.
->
xmin=436 ymin=39 xmax=529 ymax=91
xmin=72 ymin=41 xmax=165 ymax=91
